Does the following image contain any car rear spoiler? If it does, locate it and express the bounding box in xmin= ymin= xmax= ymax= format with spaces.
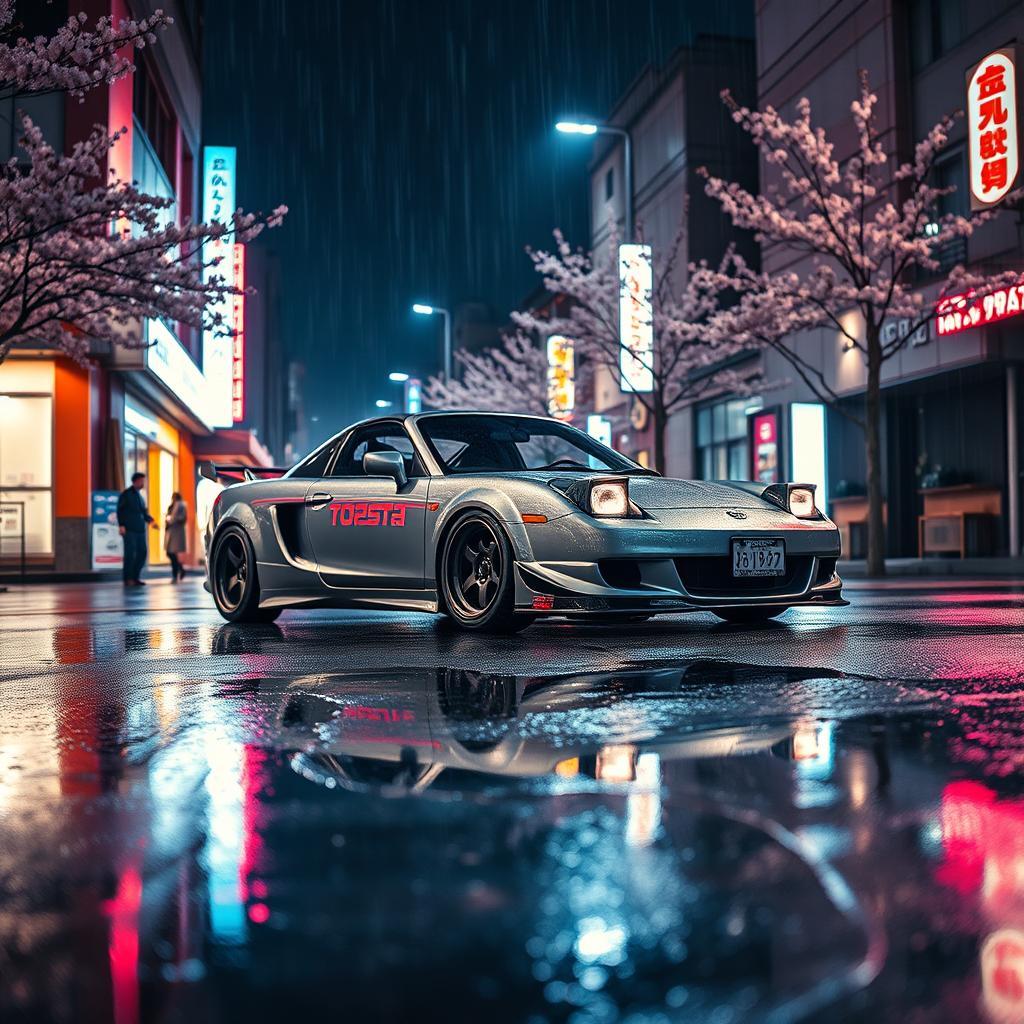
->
xmin=198 ymin=462 xmax=291 ymax=483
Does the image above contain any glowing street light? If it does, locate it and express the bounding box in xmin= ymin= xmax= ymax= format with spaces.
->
xmin=411 ymin=302 xmax=452 ymax=380
xmin=555 ymin=118 xmax=633 ymax=241
xmin=388 ymin=371 xmax=410 ymax=383
xmin=555 ymin=121 xmax=598 ymax=135
xmin=375 ymin=399 xmax=393 ymax=409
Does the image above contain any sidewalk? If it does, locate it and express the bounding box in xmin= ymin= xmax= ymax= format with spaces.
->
xmin=840 ymin=556 xmax=1024 ymax=578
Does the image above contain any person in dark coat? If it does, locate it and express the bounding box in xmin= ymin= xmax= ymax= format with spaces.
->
xmin=117 ymin=472 xmax=155 ymax=586
xmin=164 ymin=492 xmax=188 ymax=582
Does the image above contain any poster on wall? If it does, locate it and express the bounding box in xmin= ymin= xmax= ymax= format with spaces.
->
xmin=91 ymin=490 xmax=123 ymax=572
xmin=749 ymin=410 xmax=780 ymax=484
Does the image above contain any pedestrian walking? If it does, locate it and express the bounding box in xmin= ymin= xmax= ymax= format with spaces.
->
xmin=165 ymin=492 xmax=188 ymax=582
xmin=117 ymin=472 xmax=156 ymax=586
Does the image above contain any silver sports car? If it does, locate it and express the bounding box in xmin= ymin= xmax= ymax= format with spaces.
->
xmin=199 ymin=411 xmax=846 ymax=631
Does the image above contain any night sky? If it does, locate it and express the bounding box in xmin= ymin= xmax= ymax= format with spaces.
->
xmin=203 ymin=1 xmax=753 ymax=446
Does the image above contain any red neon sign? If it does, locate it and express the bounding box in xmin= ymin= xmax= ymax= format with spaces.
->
xmin=231 ymin=243 xmax=245 ymax=423
xmin=935 ymin=282 xmax=1024 ymax=336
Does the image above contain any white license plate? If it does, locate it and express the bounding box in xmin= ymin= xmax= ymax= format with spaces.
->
xmin=732 ymin=538 xmax=785 ymax=577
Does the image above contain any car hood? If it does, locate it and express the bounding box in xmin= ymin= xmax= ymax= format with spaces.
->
xmin=459 ymin=472 xmax=772 ymax=511
xmin=622 ymin=478 xmax=769 ymax=510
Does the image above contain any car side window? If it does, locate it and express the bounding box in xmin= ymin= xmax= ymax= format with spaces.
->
xmin=330 ymin=425 xmax=424 ymax=478
xmin=292 ymin=439 xmax=337 ymax=478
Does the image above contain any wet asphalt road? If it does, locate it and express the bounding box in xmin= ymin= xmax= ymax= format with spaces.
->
xmin=2 ymin=577 xmax=1024 ymax=1024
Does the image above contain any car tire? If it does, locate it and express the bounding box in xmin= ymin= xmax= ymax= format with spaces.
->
xmin=210 ymin=524 xmax=281 ymax=624
xmin=712 ymin=607 xmax=786 ymax=624
xmin=439 ymin=512 xmax=529 ymax=633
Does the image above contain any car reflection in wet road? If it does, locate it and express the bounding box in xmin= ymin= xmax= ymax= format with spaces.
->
xmin=1 ymin=580 xmax=1024 ymax=1022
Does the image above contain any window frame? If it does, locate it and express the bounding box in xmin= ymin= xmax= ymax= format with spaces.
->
xmin=0 ymin=389 xmax=55 ymax=558
xmin=415 ymin=413 xmax=638 ymax=476
xmin=327 ymin=420 xmax=426 ymax=479
xmin=694 ymin=395 xmax=761 ymax=482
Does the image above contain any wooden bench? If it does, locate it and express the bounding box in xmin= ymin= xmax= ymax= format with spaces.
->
xmin=918 ymin=485 xmax=1001 ymax=558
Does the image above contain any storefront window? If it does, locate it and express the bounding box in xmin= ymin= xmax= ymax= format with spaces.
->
xmin=696 ymin=396 xmax=762 ymax=481
xmin=0 ymin=388 xmax=54 ymax=556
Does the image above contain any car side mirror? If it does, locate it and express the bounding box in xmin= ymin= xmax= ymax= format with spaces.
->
xmin=363 ymin=450 xmax=408 ymax=488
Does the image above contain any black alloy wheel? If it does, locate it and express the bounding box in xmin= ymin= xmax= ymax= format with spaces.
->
xmin=440 ymin=513 xmax=527 ymax=633
xmin=211 ymin=525 xmax=281 ymax=624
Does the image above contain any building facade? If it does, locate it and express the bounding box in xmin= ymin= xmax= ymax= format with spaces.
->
xmin=754 ymin=0 xmax=1023 ymax=561
xmin=0 ymin=0 xmax=287 ymax=577
xmin=573 ymin=3 xmax=1022 ymax=564
xmin=580 ymin=34 xmax=760 ymax=476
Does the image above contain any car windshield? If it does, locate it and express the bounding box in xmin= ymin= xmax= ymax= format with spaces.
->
xmin=417 ymin=414 xmax=642 ymax=475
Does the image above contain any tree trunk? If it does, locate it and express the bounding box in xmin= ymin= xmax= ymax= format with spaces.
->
xmin=864 ymin=325 xmax=886 ymax=577
xmin=652 ymin=398 xmax=667 ymax=476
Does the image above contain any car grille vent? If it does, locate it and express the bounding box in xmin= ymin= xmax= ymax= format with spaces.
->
xmin=674 ymin=556 xmax=814 ymax=598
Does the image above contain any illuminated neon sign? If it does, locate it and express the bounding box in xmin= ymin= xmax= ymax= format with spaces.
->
xmin=231 ymin=244 xmax=245 ymax=423
xmin=935 ymin=282 xmax=1024 ymax=336
xmin=202 ymin=145 xmax=237 ymax=427
xmin=546 ymin=335 xmax=574 ymax=418
xmin=404 ymin=378 xmax=422 ymax=414
xmin=618 ymin=244 xmax=654 ymax=393
xmin=966 ymin=48 xmax=1020 ymax=210
xmin=587 ymin=414 xmax=612 ymax=447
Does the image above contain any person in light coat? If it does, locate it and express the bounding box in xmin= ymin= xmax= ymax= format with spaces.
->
xmin=164 ymin=492 xmax=188 ymax=582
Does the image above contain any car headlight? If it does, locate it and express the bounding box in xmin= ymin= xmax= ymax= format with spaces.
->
xmin=589 ymin=480 xmax=629 ymax=517
xmin=550 ymin=477 xmax=637 ymax=518
xmin=788 ymin=486 xmax=816 ymax=519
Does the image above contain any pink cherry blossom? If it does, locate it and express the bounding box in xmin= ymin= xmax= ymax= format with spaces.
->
xmin=511 ymin=222 xmax=762 ymax=473
xmin=0 ymin=0 xmax=169 ymax=99
xmin=424 ymin=334 xmax=549 ymax=416
xmin=0 ymin=4 xmax=286 ymax=365
xmin=0 ymin=116 xmax=285 ymax=364
xmin=702 ymin=70 xmax=1020 ymax=575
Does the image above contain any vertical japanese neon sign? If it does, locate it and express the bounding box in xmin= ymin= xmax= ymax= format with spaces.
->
xmin=202 ymin=146 xmax=237 ymax=427
xmin=966 ymin=48 xmax=1020 ymax=210
xmin=618 ymin=244 xmax=654 ymax=393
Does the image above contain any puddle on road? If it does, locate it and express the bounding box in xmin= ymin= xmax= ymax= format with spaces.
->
xmin=2 ymin=659 xmax=1024 ymax=1023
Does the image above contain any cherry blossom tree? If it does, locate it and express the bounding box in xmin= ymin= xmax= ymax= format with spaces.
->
xmin=0 ymin=1 xmax=286 ymax=365
xmin=424 ymin=334 xmax=549 ymax=416
xmin=702 ymin=71 xmax=1020 ymax=576
xmin=0 ymin=0 xmax=168 ymax=98
xmin=0 ymin=121 xmax=285 ymax=362
xmin=512 ymin=228 xmax=761 ymax=474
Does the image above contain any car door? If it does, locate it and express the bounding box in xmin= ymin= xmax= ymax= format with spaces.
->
xmin=303 ymin=421 xmax=431 ymax=591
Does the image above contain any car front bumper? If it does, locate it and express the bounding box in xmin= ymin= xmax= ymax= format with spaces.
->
xmin=512 ymin=552 xmax=847 ymax=617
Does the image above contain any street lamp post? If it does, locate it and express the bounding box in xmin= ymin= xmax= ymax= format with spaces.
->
xmin=411 ymin=303 xmax=452 ymax=381
xmin=555 ymin=120 xmax=633 ymax=243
